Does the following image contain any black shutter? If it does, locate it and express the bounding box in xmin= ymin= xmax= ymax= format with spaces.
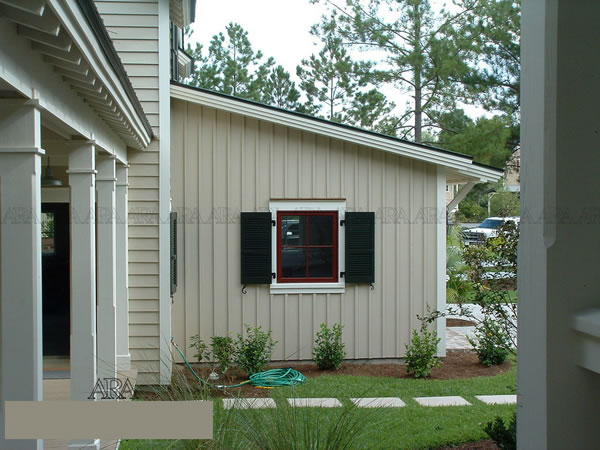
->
xmin=241 ymin=212 xmax=273 ymax=284
xmin=345 ymin=212 xmax=375 ymax=283
xmin=170 ymin=211 xmax=177 ymax=296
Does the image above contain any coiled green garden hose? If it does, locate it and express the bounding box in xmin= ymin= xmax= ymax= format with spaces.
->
xmin=171 ymin=337 xmax=306 ymax=389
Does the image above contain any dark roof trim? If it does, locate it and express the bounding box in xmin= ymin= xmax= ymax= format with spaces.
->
xmin=76 ymin=0 xmax=154 ymax=139
xmin=472 ymin=160 xmax=505 ymax=172
xmin=189 ymin=0 xmax=196 ymax=23
xmin=170 ymin=80 xmax=504 ymax=173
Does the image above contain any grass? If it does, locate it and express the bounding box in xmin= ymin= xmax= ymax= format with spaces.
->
xmin=447 ymin=288 xmax=518 ymax=304
xmin=121 ymin=357 xmax=516 ymax=449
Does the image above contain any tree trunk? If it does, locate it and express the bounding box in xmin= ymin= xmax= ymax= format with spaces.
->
xmin=415 ymin=80 xmax=422 ymax=143
xmin=413 ymin=2 xmax=423 ymax=143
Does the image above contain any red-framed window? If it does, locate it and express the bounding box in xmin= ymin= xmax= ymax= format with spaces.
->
xmin=277 ymin=211 xmax=338 ymax=283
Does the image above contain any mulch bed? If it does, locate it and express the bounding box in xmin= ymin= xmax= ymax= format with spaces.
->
xmin=446 ymin=318 xmax=477 ymax=327
xmin=435 ymin=440 xmax=500 ymax=449
xmin=484 ymin=278 xmax=516 ymax=290
xmin=135 ymin=350 xmax=512 ymax=400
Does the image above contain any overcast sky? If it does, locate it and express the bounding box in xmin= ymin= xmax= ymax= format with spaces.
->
xmin=190 ymin=0 xmax=330 ymax=78
xmin=189 ymin=0 xmax=487 ymax=119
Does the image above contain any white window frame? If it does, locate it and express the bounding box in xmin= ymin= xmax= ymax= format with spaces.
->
xmin=269 ymin=200 xmax=346 ymax=295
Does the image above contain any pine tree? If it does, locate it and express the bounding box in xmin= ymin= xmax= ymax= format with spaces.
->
xmin=454 ymin=0 xmax=520 ymax=120
xmin=310 ymin=0 xmax=472 ymax=142
xmin=260 ymin=65 xmax=302 ymax=110
xmin=187 ymin=22 xmax=274 ymax=102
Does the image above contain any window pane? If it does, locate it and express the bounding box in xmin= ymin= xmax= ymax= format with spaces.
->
xmin=281 ymin=248 xmax=307 ymax=278
xmin=309 ymin=215 xmax=333 ymax=245
xmin=308 ymin=248 xmax=333 ymax=278
xmin=42 ymin=212 xmax=55 ymax=256
xmin=281 ymin=215 xmax=306 ymax=246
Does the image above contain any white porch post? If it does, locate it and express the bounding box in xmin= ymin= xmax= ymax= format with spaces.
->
xmin=0 ymin=101 xmax=43 ymax=450
xmin=115 ymin=164 xmax=131 ymax=371
xmin=519 ymin=1 xmax=600 ymax=448
xmin=96 ymin=156 xmax=117 ymax=381
xmin=68 ymin=142 xmax=99 ymax=448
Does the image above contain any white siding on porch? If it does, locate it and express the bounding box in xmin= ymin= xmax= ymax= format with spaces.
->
xmin=95 ymin=0 xmax=160 ymax=135
xmin=170 ymin=100 xmax=441 ymax=363
xmin=94 ymin=0 xmax=164 ymax=385
xmin=127 ymin=141 xmax=161 ymax=385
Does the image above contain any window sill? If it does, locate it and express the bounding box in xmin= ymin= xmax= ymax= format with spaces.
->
xmin=270 ymin=283 xmax=345 ymax=295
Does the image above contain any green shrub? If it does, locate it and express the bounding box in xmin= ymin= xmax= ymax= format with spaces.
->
xmin=211 ymin=336 xmax=235 ymax=374
xmin=234 ymin=325 xmax=277 ymax=375
xmin=484 ymin=412 xmax=516 ymax=449
xmin=468 ymin=318 xmax=511 ymax=366
xmin=313 ymin=323 xmax=346 ymax=370
xmin=189 ymin=335 xmax=210 ymax=362
xmin=405 ymin=324 xmax=442 ymax=378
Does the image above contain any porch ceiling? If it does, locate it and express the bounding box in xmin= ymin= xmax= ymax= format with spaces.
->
xmin=0 ymin=0 xmax=153 ymax=150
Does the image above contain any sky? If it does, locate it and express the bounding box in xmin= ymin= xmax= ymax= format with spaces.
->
xmin=189 ymin=0 xmax=330 ymax=79
xmin=188 ymin=0 xmax=488 ymax=119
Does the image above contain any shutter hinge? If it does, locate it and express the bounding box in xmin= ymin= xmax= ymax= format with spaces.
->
xmin=272 ymin=272 xmax=276 ymax=279
xmin=340 ymin=272 xmax=345 ymax=278
xmin=340 ymin=220 xmax=345 ymax=226
xmin=272 ymin=220 xmax=276 ymax=226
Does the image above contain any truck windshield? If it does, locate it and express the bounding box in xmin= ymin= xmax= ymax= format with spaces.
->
xmin=479 ymin=219 xmax=504 ymax=229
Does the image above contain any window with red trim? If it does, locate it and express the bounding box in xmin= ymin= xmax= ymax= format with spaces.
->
xmin=277 ymin=211 xmax=338 ymax=283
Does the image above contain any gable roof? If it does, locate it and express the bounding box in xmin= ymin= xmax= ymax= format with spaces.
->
xmin=170 ymin=81 xmax=503 ymax=184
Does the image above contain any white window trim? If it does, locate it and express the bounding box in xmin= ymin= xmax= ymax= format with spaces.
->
xmin=269 ymin=200 xmax=346 ymax=295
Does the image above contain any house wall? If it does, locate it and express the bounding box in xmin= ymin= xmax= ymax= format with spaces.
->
xmin=95 ymin=0 xmax=160 ymax=135
xmin=170 ymin=99 xmax=442 ymax=361
xmin=127 ymin=142 xmax=162 ymax=384
xmin=95 ymin=0 xmax=167 ymax=385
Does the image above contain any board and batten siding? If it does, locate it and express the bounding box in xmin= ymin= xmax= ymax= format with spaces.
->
xmin=95 ymin=1 xmax=163 ymax=384
xmin=170 ymin=99 xmax=441 ymax=362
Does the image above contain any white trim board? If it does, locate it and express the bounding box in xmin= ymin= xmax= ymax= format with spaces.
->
xmin=269 ymin=200 xmax=346 ymax=295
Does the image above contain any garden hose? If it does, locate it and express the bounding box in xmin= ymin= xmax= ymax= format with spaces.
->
xmin=171 ymin=337 xmax=306 ymax=389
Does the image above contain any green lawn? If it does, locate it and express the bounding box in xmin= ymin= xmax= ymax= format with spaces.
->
xmin=121 ymin=359 xmax=516 ymax=449
xmin=447 ymin=288 xmax=518 ymax=304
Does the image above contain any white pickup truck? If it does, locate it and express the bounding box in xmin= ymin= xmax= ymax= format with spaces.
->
xmin=462 ymin=216 xmax=520 ymax=246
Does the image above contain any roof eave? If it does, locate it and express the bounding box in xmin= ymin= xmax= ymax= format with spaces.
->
xmin=170 ymin=83 xmax=504 ymax=183
xmin=5 ymin=0 xmax=155 ymax=150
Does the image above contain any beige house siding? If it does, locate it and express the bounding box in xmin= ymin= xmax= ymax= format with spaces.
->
xmin=95 ymin=0 xmax=160 ymax=135
xmin=127 ymin=142 xmax=161 ymax=385
xmin=170 ymin=99 xmax=441 ymax=362
xmin=95 ymin=1 xmax=164 ymax=384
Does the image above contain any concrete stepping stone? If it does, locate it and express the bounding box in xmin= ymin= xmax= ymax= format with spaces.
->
xmin=414 ymin=396 xmax=471 ymax=407
xmin=350 ymin=397 xmax=406 ymax=408
xmin=288 ymin=398 xmax=342 ymax=408
xmin=223 ymin=398 xmax=277 ymax=409
xmin=475 ymin=395 xmax=517 ymax=405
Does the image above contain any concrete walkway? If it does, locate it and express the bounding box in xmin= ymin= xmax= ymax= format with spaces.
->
xmin=445 ymin=303 xmax=518 ymax=350
xmin=220 ymin=395 xmax=517 ymax=409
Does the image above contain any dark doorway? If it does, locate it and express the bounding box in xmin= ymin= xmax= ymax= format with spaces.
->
xmin=42 ymin=203 xmax=70 ymax=356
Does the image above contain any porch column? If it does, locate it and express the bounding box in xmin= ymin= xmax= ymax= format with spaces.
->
xmin=68 ymin=141 xmax=99 ymax=448
xmin=96 ymin=156 xmax=117 ymax=381
xmin=115 ymin=164 xmax=131 ymax=371
xmin=519 ymin=1 xmax=600 ymax=448
xmin=0 ymin=100 xmax=43 ymax=450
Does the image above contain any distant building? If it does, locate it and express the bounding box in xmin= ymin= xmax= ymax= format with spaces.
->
xmin=445 ymin=183 xmax=461 ymax=213
xmin=504 ymin=149 xmax=520 ymax=192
